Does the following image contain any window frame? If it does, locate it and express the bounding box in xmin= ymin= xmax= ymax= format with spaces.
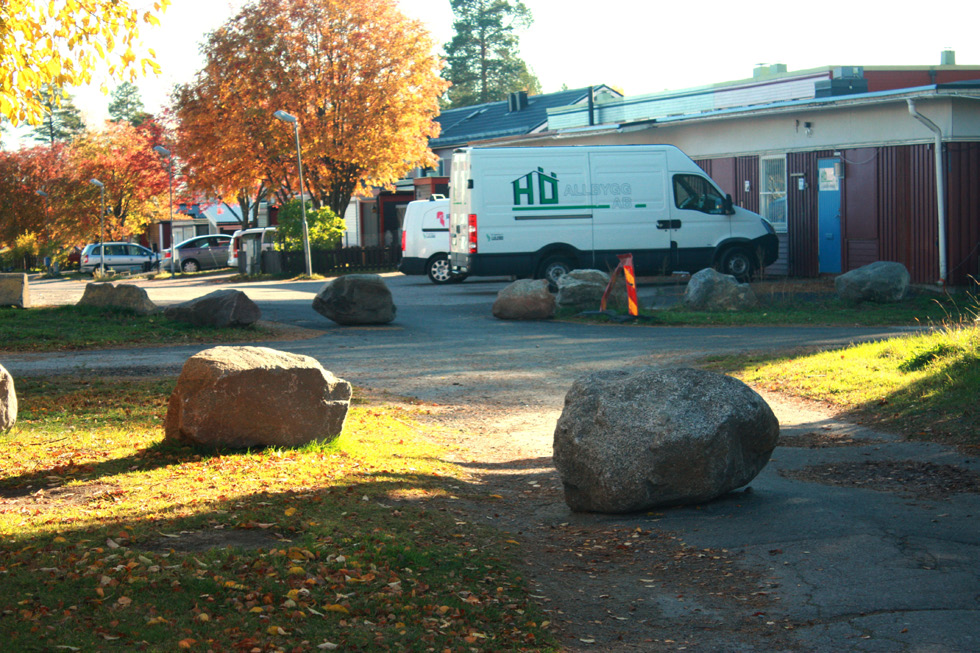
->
xmin=759 ymin=154 xmax=788 ymax=232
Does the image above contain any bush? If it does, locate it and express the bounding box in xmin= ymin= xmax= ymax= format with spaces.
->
xmin=277 ymin=199 xmax=345 ymax=251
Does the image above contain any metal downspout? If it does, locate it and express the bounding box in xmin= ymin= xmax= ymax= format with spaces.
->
xmin=907 ymin=99 xmax=947 ymax=285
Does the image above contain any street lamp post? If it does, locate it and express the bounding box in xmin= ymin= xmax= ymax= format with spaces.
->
xmin=273 ymin=110 xmax=312 ymax=277
xmin=35 ymin=190 xmax=50 ymax=272
xmin=153 ymin=145 xmax=176 ymax=273
xmin=89 ymin=179 xmax=105 ymax=276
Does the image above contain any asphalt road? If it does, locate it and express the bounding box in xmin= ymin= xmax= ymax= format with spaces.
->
xmin=5 ymin=272 xmax=978 ymax=651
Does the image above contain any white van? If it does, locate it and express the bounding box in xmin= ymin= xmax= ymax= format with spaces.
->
xmin=398 ymin=197 xmax=466 ymax=284
xmin=227 ymin=227 xmax=277 ymax=269
xmin=449 ymin=145 xmax=778 ymax=284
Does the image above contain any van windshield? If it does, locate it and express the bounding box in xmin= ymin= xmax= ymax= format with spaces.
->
xmin=673 ymin=174 xmax=728 ymax=215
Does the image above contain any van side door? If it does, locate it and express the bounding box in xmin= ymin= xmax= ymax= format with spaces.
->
xmin=589 ymin=151 xmax=671 ymax=275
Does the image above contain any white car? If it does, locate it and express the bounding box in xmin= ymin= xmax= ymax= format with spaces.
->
xmin=79 ymin=242 xmax=159 ymax=275
xmin=228 ymin=227 xmax=277 ymax=269
xmin=398 ymin=197 xmax=465 ymax=284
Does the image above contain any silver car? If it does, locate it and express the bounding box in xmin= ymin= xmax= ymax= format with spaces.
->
xmin=163 ymin=234 xmax=233 ymax=272
xmin=80 ymin=242 xmax=159 ymax=275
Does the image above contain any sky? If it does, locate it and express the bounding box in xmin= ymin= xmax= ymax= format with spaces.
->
xmin=21 ymin=0 xmax=980 ymax=136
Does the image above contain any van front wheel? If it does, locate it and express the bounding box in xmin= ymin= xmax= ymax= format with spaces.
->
xmin=718 ymin=247 xmax=754 ymax=282
xmin=536 ymin=255 xmax=573 ymax=290
xmin=426 ymin=254 xmax=454 ymax=284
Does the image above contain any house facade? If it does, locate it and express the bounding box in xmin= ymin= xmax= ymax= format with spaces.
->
xmin=498 ymin=61 xmax=980 ymax=286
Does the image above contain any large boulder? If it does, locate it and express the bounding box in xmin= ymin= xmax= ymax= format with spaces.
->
xmin=78 ymin=282 xmax=157 ymax=315
xmin=165 ymin=346 xmax=351 ymax=449
xmin=312 ymin=274 xmax=396 ymax=325
xmin=556 ymin=269 xmax=628 ymax=312
xmin=554 ymin=367 xmax=779 ymax=513
xmin=683 ymin=268 xmax=757 ymax=311
xmin=835 ymin=261 xmax=910 ymax=303
xmin=0 ymin=364 xmax=16 ymax=433
xmin=492 ymin=279 xmax=556 ymax=320
xmin=0 ymin=273 xmax=30 ymax=308
xmin=164 ymin=289 xmax=260 ymax=327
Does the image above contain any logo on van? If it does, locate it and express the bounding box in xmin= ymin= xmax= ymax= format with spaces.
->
xmin=512 ymin=168 xmax=559 ymax=207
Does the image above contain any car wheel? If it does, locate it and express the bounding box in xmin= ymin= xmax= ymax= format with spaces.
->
xmin=181 ymin=259 xmax=200 ymax=273
xmin=426 ymin=254 xmax=453 ymax=284
xmin=536 ymin=255 xmax=574 ymax=290
xmin=718 ymin=247 xmax=754 ymax=282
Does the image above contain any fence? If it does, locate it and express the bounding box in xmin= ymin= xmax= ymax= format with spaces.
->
xmin=0 ymin=253 xmax=39 ymax=272
xmin=281 ymin=246 xmax=401 ymax=276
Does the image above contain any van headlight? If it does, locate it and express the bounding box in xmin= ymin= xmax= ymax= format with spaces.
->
xmin=761 ymin=218 xmax=775 ymax=235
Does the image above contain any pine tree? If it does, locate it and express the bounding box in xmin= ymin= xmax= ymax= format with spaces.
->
xmin=442 ymin=0 xmax=541 ymax=109
xmin=30 ymin=87 xmax=86 ymax=145
xmin=108 ymin=81 xmax=149 ymax=126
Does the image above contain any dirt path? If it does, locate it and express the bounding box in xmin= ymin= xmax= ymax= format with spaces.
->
xmin=407 ymin=386 xmax=907 ymax=652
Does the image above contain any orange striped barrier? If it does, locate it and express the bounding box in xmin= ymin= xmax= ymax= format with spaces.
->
xmin=600 ymin=253 xmax=639 ymax=316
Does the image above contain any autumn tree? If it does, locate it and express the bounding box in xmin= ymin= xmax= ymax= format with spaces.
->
xmin=67 ymin=121 xmax=170 ymax=241
xmin=0 ymin=144 xmax=69 ymax=251
xmin=0 ymin=0 xmax=169 ymax=126
xmin=442 ymin=0 xmax=541 ymax=109
xmin=31 ymin=87 xmax=86 ymax=145
xmin=173 ymin=0 xmax=447 ymax=220
xmin=109 ymin=82 xmax=149 ymax=126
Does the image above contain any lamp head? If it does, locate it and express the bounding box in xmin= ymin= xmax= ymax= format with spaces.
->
xmin=89 ymin=179 xmax=104 ymax=188
xmin=273 ymin=110 xmax=297 ymax=123
xmin=153 ymin=145 xmax=171 ymax=157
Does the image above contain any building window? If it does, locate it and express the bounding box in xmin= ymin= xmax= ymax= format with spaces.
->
xmin=760 ymin=155 xmax=787 ymax=231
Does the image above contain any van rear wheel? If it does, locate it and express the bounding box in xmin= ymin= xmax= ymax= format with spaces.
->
xmin=536 ymin=255 xmax=574 ymax=290
xmin=426 ymin=254 xmax=453 ymax=284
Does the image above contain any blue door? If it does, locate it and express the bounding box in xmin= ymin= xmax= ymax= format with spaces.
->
xmin=817 ymin=158 xmax=842 ymax=274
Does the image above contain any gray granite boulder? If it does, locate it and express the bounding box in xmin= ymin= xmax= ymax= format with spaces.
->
xmin=0 ymin=273 xmax=30 ymax=308
xmin=835 ymin=261 xmax=910 ymax=303
xmin=556 ymin=269 xmax=628 ymax=312
xmin=554 ymin=367 xmax=779 ymax=513
xmin=78 ymin=282 xmax=157 ymax=315
xmin=0 ymin=364 xmax=16 ymax=433
xmin=492 ymin=279 xmax=556 ymax=320
xmin=313 ymin=274 xmax=396 ymax=325
xmin=164 ymin=289 xmax=260 ymax=327
xmin=165 ymin=346 xmax=351 ymax=449
xmin=684 ymin=268 xmax=758 ymax=310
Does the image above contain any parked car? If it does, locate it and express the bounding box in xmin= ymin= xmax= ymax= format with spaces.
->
xmin=162 ymin=234 xmax=233 ymax=272
xmin=227 ymin=227 xmax=277 ymax=270
xmin=79 ymin=242 xmax=159 ymax=275
xmin=398 ymin=197 xmax=466 ymax=284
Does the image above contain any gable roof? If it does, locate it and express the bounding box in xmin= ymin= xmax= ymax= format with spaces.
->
xmin=431 ymin=86 xmax=618 ymax=149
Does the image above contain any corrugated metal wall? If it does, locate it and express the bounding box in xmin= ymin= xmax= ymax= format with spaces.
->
xmin=946 ymin=143 xmax=980 ymax=285
xmin=787 ymin=151 xmax=835 ymax=277
xmin=696 ymin=144 xmax=979 ymax=285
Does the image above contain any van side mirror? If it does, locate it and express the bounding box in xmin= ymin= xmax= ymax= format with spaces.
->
xmin=723 ymin=194 xmax=735 ymax=215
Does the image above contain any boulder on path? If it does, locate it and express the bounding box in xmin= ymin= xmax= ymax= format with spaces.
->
xmin=835 ymin=261 xmax=910 ymax=303
xmin=683 ymin=268 xmax=758 ymax=311
xmin=0 ymin=273 xmax=30 ymax=308
xmin=554 ymin=367 xmax=779 ymax=513
xmin=312 ymin=274 xmax=396 ymax=325
xmin=492 ymin=279 xmax=556 ymax=320
xmin=164 ymin=289 xmax=260 ymax=327
xmin=165 ymin=346 xmax=351 ymax=449
xmin=556 ymin=269 xmax=628 ymax=312
xmin=78 ymin=282 xmax=157 ymax=315
xmin=0 ymin=364 xmax=16 ymax=433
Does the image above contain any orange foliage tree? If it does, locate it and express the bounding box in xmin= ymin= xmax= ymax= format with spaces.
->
xmin=173 ymin=0 xmax=447 ymax=219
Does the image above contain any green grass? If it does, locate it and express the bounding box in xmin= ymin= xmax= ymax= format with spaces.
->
xmin=706 ymin=323 xmax=980 ymax=447
xmin=561 ymin=289 xmax=965 ymax=327
xmin=0 ymin=378 xmax=557 ymax=652
xmin=0 ymin=305 xmax=276 ymax=352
